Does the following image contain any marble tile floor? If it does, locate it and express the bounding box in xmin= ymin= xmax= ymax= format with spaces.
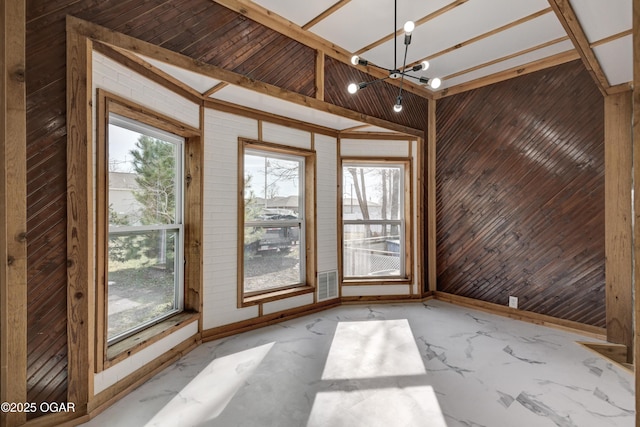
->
xmin=80 ymin=300 xmax=635 ymax=427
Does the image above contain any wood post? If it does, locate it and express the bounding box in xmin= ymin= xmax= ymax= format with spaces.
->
xmin=0 ymin=1 xmax=27 ymax=426
xmin=632 ymin=0 xmax=640 ymax=421
xmin=604 ymin=91 xmax=633 ymax=361
xmin=66 ymin=27 xmax=94 ymax=413
xmin=426 ymin=98 xmax=437 ymax=292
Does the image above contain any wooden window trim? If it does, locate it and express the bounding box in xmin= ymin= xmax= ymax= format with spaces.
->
xmin=95 ymin=89 xmax=202 ymax=371
xmin=340 ymin=157 xmax=413 ymax=285
xmin=237 ymin=138 xmax=316 ymax=307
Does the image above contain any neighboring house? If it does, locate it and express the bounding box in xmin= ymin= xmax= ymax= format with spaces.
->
xmin=109 ymin=171 xmax=143 ymax=223
xmin=253 ymin=195 xmax=300 ymax=215
xmin=342 ymin=197 xmax=381 ymax=221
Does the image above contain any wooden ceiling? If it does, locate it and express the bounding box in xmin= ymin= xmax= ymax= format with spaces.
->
xmin=227 ymin=0 xmax=632 ymax=98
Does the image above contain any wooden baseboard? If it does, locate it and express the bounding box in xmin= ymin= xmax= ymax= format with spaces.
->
xmin=578 ymin=341 xmax=633 ymax=371
xmin=433 ymin=291 xmax=607 ymax=340
xmin=340 ymin=294 xmax=424 ymax=304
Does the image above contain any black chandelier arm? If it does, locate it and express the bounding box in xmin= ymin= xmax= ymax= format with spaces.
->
xmin=399 ymin=72 xmax=425 ymax=82
xmin=357 ymin=75 xmax=392 ymax=89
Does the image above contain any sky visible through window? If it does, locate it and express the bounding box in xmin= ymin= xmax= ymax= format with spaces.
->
xmin=108 ymin=124 xmax=139 ymax=173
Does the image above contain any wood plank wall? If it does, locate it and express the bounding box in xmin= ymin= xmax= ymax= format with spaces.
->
xmin=435 ymin=60 xmax=605 ymax=327
xmin=324 ymin=56 xmax=429 ymax=131
xmin=24 ymin=0 xmax=430 ymax=418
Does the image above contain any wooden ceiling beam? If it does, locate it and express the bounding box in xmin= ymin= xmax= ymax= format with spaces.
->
xmin=590 ymin=29 xmax=633 ymax=49
xmin=302 ymin=0 xmax=351 ymax=30
xmin=211 ymin=0 xmax=433 ymax=98
xmin=203 ymin=82 xmax=229 ymax=98
xmin=547 ymin=0 xmax=610 ymax=95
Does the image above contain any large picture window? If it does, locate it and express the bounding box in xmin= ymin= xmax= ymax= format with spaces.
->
xmin=342 ymin=160 xmax=412 ymax=281
xmin=239 ymin=140 xmax=316 ymax=304
xmin=105 ymin=114 xmax=185 ymax=343
xmin=95 ymin=89 xmax=202 ymax=368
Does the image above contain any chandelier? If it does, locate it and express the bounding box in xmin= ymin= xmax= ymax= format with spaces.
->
xmin=347 ymin=0 xmax=441 ymax=113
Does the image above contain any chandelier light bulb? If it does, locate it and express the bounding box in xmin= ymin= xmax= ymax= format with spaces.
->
xmin=393 ymin=96 xmax=403 ymax=112
xmin=347 ymin=83 xmax=359 ymax=94
xmin=429 ymin=77 xmax=442 ymax=89
xmin=403 ymin=21 xmax=415 ymax=34
xmin=351 ymin=55 xmax=360 ymax=65
xmin=421 ymin=60 xmax=430 ymax=71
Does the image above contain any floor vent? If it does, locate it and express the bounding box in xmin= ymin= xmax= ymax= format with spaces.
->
xmin=318 ymin=270 xmax=338 ymax=301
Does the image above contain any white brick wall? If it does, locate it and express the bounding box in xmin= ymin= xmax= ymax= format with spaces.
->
xmin=203 ymin=110 xmax=260 ymax=329
xmin=262 ymin=122 xmax=312 ymax=149
xmin=341 ymin=285 xmax=412 ymax=297
xmin=262 ymin=293 xmax=315 ymax=315
xmin=340 ymin=139 xmax=411 ymax=157
xmin=315 ymin=134 xmax=338 ymax=273
xmin=93 ymin=52 xmax=199 ymax=128
xmin=93 ymin=321 xmax=198 ymax=395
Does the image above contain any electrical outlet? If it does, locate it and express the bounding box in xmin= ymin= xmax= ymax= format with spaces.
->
xmin=509 ymin=296 xmax=518 ymax=309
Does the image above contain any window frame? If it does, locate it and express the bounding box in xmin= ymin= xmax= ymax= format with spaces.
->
xmin=105 ymin=113 xmax=185 ymax=344
xmin=340 ymin=158 xmax=413 ymax=284
xmin=96 ymin=90 xmax=202 ymax=369
xmin=238 ymin=139 xmax=316 ymax=306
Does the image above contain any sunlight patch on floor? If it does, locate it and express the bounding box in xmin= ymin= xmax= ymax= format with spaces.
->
xmin=310 ymin=320 xmax=447 ymax=427
xmin=146 ymin=342 xmax=275 ymax=426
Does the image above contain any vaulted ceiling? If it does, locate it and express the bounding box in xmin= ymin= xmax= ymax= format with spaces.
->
xmin=243 ymin=0 xmax=632 ymax=97
xmin=86 ymin=0 xmax=633 ymax=136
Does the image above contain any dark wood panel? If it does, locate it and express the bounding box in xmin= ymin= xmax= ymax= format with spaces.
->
xmin=435 ymin=60 xmax=605 ymax=327
xmin=324 ymin=56 xmax=428 ymax=131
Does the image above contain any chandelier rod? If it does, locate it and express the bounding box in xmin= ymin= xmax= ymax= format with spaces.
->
xmin=394 ymin=0 xmax=397 ymax=71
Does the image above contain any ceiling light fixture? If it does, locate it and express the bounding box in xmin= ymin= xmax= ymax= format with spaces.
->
xmin=347 ymin=0 xmax=441 ymax=113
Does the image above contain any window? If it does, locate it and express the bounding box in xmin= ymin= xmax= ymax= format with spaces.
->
xmin=342 ymin=160 xmax=412 ymax=281
xmin=96 ymin=89 xmax=202 ymax=367
xmin=105 ymin=114 xmax=185 ymax=343
xmin=239 ymin=140 xmax=315 ymax=304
